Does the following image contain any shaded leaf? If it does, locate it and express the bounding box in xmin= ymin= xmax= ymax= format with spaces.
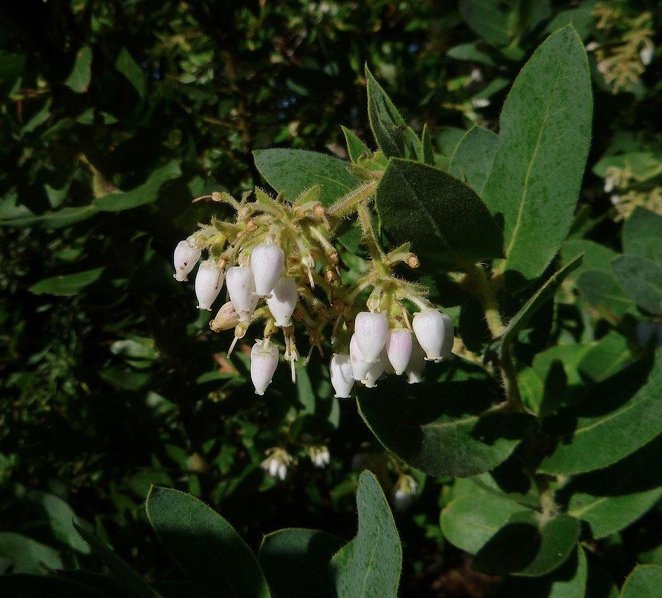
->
xmin=0 ymin=533 xmax=62 ymax=574
xmin=146 ymin=486 xmax=270 ymax=598
xmin=612 ymin=255 xmax=662 ymax=315
xmin=376 ymin=158 xmax=503 ymax=264
xmin=358 ymin=379 xmax=531 ymax=477
xmin=29 ymin=268 xmax=105 ymax=297
xmin=623 ymin=208 xmax=662 ymax=268
xmin=576 ymin=269 xmax=634 ymax=317
xmin=0 ymin=574 xmax=111 ymax=598
xmin=258 ymin=529 xmax=343 ymax=598
xmin=620 ymin=565 xmax=662 ymax=597
xmin=341 ymin=126 xmax=369 ymax=163
xmin=64 ymin=46 xmax=93 ymax=93
xmin=115 ymin=48 xmax=146 ymax=98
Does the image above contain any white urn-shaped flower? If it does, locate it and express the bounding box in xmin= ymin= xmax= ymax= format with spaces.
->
xmin=173 ymin=240 xmax=201 ymax=282
xmin=250 ymin=340 xmax=279 ymax=395
xmin=266 ymin=277 xmax=298 ymax=326
xmin=412 ymin=309 xmax=454 ymax=362
xmin=194 ymin=260 xmax=224 ymax=310
xmin=226 ymin=266 xmax=258 ymax=322
xmin=251 ymin=243 xmax=285 ymax=297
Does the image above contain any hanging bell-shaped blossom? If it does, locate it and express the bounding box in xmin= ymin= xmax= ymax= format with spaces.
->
xmin=361 ymin=353 xmax=386 ymax=388
xmin=226 ymin=266 xmax=258 ymax=322
xmin=350 ymin=334 xmax=371 ymax=381
xmin=412 ymin=309 xmax=454 ymax=362
xmin=385 ymin=329 xmax=413 ymax=375
xmin=354 ymin=311 xmax=388 ymax=363
xmin=173 ymin=240 xmax=201 ymax=282
xmin=406 ymin=338 xmax=426 ymax=384
xmin=251 ymin=243 xmax=285 ymax=297
xmin=330 ymin=353 xmax=354 ymax=398
xmin=266 ymin=277 xmax=298 ymax=327
xmin=250 ymin=340 xmax=279 ymax=395
xmin=195 ymin=260 xmax=224 ymax=310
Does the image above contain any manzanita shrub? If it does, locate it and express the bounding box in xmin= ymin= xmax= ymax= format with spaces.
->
xmin=3 ymin=19 xmax=662 ymax=598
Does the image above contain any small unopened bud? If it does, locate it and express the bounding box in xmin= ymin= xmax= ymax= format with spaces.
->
xmin=350 ymin=334 xmax=371 ymax=381
xmin=406 ymin=254 xmax=420 ymax=269
xmin=210 ymin=301 xmax=240 ymax=332
xmin=412 ymin=309 xmax=454 ymax=362
xmin=641 ymin=45 xmax=654 ymax=66
xmin=173 ymin=240 xmax=201 ymax=282
xmin=330 ymin=353 xmax=354 ymax=398
xmin=393 ymin=474 xmax=417 ymax=511
xmin=354 ymin=311 xmax=388 ymax=363
xmin=226 ymin=266 xmax=258 ymax=322
xmin=266 ymin=277 xmax=298 ymax=327
xmin=211 ymin=191 xmax=222 ymax=201
xmin=250 ymin=340 xmax=279 ymax=395
xmin=195 ymin=260 xmax=224 ymax=310
xmin=251 ymin=243 xmax=285 ymax=297
xmin=325 ymin=268 xmax=337 ymax=283
xmin=385 ymin=329 xmax=413 ymax=375
xmin=406 ymin=339 xmax=426 ymax=384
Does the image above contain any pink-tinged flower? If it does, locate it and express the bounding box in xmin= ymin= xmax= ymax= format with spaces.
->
xmin=226 ymin=266 xmax=258 ymax=322
xmin=195 ymin=260 xmax=224 ymax=310
xmin=173 ymin=240 xmax=201 ymax=281
xmin=385 ymin=329 xmax=413 ymax=375
xmin=361 ymin=353 xmax=386 ymax=388
xmin=354 ymin=311 xmax=388 ymax=362
xmin=266 ymin=277 xmax=298 ymax=327
xmin=412 ymin=309 xmax=454 ymax=362
xmin=250 ymin=340 xmax=279 ymax=395
xmin=406 ymin=338 xmax=426 ymax=384
xmin=330 ymin=353 xmax=354 ymax=398
xmin=350 ymin=333 xmax=371 ymax=381
xmin=250 ymin=243 xmax=285 ymax=297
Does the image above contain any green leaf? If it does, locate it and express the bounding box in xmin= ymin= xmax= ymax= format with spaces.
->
xmin=358 ymin=379 xmax=530 ymax=477
xmin=330 ymin=471 xmax=401 ymax=598
xmin=74 ymin=525 xmax=156 ymax=598
xmin=458 ymin=0 xmax=514 ymax=46
xmin=441 ymin=493 xmax=524 ymax=555
xmin=376 ymin=158 xmax=503 ymax=264
xmin=253 ymin=149 xmax=361 ymax=206
xmin=95 ymin=161 xmax=181 ymax=212
xmin=472 ymin=513 xmax=580 ymax=577
xmin=576 ymin=269 xmax=634 ymax=317
xmin=146 ymin=486 xmax=270 ymax=598
xmin=540 ymin=349 xmax=662 ymax=475
xmin=562 ymin=239 xmax=617 ymax=277
xmin=613 ymin=256 xmax=662 ymax=315
xmin=258 ymin=529 xmax=343 ymax=598
xmin=115 ymin=48 xmax=146 ymax=97
xmin=623 ymin=208 xmax=662 ymax=268
xmin=482 ymin=26 xmax=592 ymax=279
xmin=421 ymin=124 xmax=435 ymax=165
xmin=0 ymin=205 xmax=99 ymax=229
xmin=621 ymin=565 xmax=662 ymax=597
xmin=29 ymin=268 xmax=105 ymax=297
xmin=64 ymin=46 xmax=93 ymax=93
xmin=0 ymin=533 xmax=62 ymax=574
xmin=499 ymin=256 xmax=583 ymax=358
xmin=545 ymin=2 xmax=596 ymax=40
xmin=341 ymin=126 xmax=370 ymax=163
xmin=448 ymin=125 xmax=498 ymax=195
xmin=578 ymin=332 xmax=632 ymax=383
xmin=365 ymin=66 xmax=420 ymax=159
xmin=0 ymin=574 xmax=111 ymax=598
xmin=31 ymin=493 xmax=89 ymax=554
xmin=495 ymin=546 xmax=588 ymax=597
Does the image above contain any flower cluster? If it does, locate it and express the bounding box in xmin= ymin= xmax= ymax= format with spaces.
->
xmin=173 ymin=183 xmax=453 ymax=397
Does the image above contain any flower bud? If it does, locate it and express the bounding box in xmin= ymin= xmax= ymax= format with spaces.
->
xmin=354 ymin=311 xmax=388 ymax=363
xmin=250 ymin=340 xmax=279 ymax=395
xmin=195 ymin=260 xmax=224 ymax=310
xmin=361 ymin=353 xmax=386 ymax=388
xmin=412 ymin=309 xmax=454 ymax=362
xmin=173 ymin=240 xmax=201 ymax=282
xmin=210 ymin=301 xmax=240 ymax=332
xmin=226 ymin=266 xmax=258 ymax=322
xmin=350 ymin=334 xmax=371 ymax=381
xmin=261 ymin=448 xmax=292 ymax=481
xmin=266 ymin=277 xmax=298 ymax=327
xmin=330 ymin=353 xmax=354 ymax=398
xmin=406 ymin=339 xmax=426 ymax=384
xmin=309 ymin=445 xmax=330 ymax=468
xmin=251 ymin=243 xmax=285 ymax=297
xmin=385 ymin=329 xmax=413 ymax=375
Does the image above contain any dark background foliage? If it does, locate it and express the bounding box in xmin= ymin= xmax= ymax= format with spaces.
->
xmin=1 ymin=1 xmax=661 ymax=595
